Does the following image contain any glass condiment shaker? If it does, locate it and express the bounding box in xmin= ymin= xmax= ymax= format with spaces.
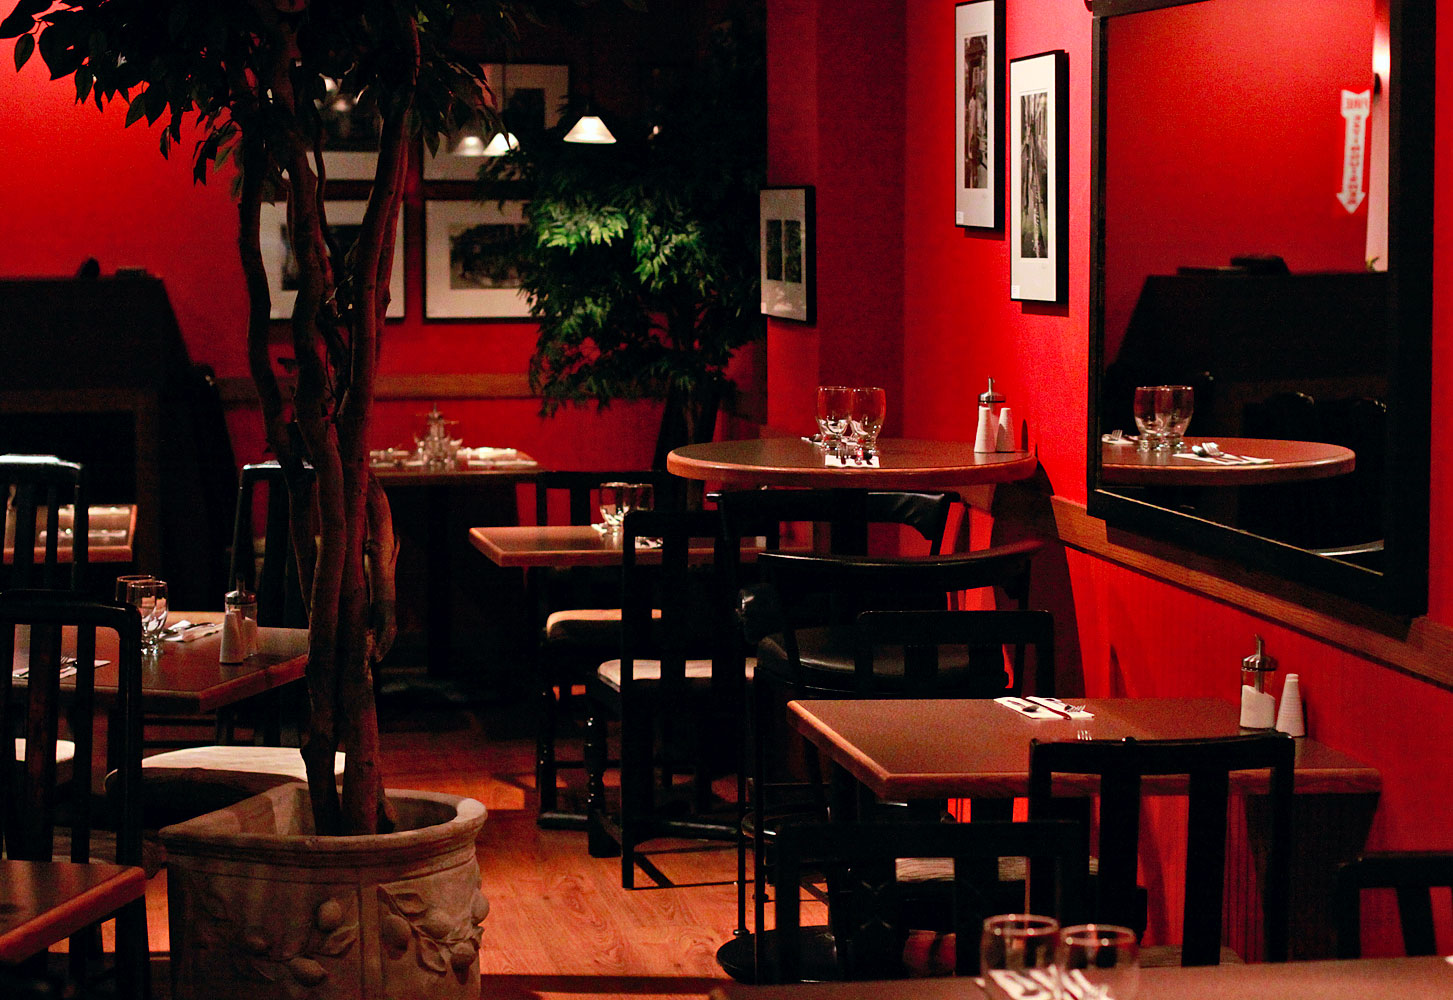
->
xmin=974 ymin=377 xmax=1005 ymax=453
xmin=221 ymin=584 xmax=258 ymax=664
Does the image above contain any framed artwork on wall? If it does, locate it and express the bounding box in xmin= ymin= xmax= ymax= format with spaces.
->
xmin=954 ymin=0 xmax=1002 ymax=230
xmin=759 ymin=186 xmax=815 ymax=324
xmin=424 ymin=200 xmax=533 ymax=319
xmin=424 ymin=64 xmax=569 ymax=180
xmin=259 ymin=201 xmax=405 ymax=320
xmin=1009 ymin=50 xmax=1069 ymax=303
xmin=312 ymin=79 xmax=381 ymax=181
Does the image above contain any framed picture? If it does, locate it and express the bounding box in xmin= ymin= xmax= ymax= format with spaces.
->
xmin=313 ymin=80 xmax=381 ymax=181
xmin=424 ymin=200 xmax=533 ymax=319
xmin=259 ymin=201 xmax=405 ymax=320
xmin=759 ymin=186 xmax=815 ymax=324
xmin=424 ymin=65 xmax=569 ymax=180
xmin=955 ymin=0 xmax=1002 ymax=229
xmin=1009 ymin=50 xmax=1069 ymax=303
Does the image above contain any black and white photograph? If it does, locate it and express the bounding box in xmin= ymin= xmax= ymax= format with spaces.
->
xmin=954 ymin=0 xmax=1002 ymax=229
xmin=425 ymin=200 xmax=534 ymax=318
xmin=259 ymin=201 xmax=405 ymax=320
xmin=1009 ymin=50 xmax=1067 ymax=302
xmin=312 ymin=78 xmax=383 ymax=181
xmin=759 ymin=186 xmax=814 ymax=323
xmin=424 ymin=65 xmax=569 ymax=180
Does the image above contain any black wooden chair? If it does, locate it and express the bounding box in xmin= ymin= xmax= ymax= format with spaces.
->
xmin=583 ymin=508 xmax=748 ymax=888
xmin=229 ymin=460 xmax=313 ymax=628
xmin=768 ymin=819 xmax=1088 ymax=983
xmin=1334 ymin=851 xmax=1453 ymax=958
xmin=1 ymin=455 xmax=87 ymax=593
xmin=532 ymin=469 xmax=675 ymax=828
xmin=0 ymin=591 xmax=149 ymax=998
xmin=1028 ymin=733 xmax=1294 ymax=967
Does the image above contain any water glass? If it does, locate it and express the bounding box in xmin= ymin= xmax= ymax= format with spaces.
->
xmin=979 ymin=913 xmax=1059 ymax=996
xmin=1156 ymin=385 xmax=1194 ymax=453
xmin=815 ymin=385 xmax=853 ymax=453
xmin=115 ymin=574 xmax=154 ymax=603
xmin=850 ymin=386 xmax=887 ymax=458
xmin=122 ymin=577 xmax=169 ymax=651
xmin=1132 ymin=386 xmax=1167 ymax=452
xmin=1056 ymin=924 xmax=1139 ymax=1000
xmin=599 ymin=482 xmax=631 ymax=533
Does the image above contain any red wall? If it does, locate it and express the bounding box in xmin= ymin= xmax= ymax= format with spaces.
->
xmin=771 ymin=0 xmax=1453 ymax=956
xmin=0 ymin=55 xmax=663 ymax=472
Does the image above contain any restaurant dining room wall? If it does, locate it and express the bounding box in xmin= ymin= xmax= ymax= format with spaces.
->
xmin=767 ymin=0 xmax=1453 ymax=955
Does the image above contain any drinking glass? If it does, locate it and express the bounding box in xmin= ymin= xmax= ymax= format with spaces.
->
xmin=850 ymin=386 xmax=887 ymax=458
xmin=815 ymin=385 xmax=854 ymax=454
xmin=979 ymin=914 xmax=1059 ymax=997
xmin=1056 ymin=924 xmax=1139 ymax=1000
xmin=1132 ymin=386 xmax=1168 ymax=453
xmin=598 ymin=482 xmax=631 ymax=534
xmin=1155 ymin=385 xmax=1194 ymax=453
xmin=115 ymin=574 xmax=154 ymax=603
xmin=124 ymin=578 xmax=169 ymax=651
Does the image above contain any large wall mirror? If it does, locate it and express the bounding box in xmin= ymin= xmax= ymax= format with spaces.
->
xmin=1087 ymin=0 xmax=1434 ymax=614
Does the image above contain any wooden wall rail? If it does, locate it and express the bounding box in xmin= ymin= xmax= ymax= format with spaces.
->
xmin=216 ymin=373 xmax=535 ymax=406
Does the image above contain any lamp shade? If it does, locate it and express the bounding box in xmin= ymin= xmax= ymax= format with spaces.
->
xmin=562 ymin=114 xmax=616 ymax=144
xmin=481 ymin=131 xmax=520 ymax=156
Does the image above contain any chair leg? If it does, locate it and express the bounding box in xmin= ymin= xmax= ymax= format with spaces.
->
xmin=115 ymin=897 xmax=151 ymax=1000
xmin=537 ymin=662 xmax=560 ymax=818
xmin=619 ymin=705 xmax=655 ymax=890
xmin=585 ymin=711 xmax=618 ymax=858
xmin=752 ymin=678 xmax=770 ymax=979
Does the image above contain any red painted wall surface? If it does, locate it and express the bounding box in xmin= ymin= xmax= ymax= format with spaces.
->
xmin=773 ymin=0 xmax=1453 ymax=956
xmin=0 ymin=55 xmax=663 ymax=473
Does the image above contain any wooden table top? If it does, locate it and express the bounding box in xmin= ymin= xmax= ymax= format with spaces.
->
xmin=788 ymin=697 xmax=1381 ymax=801
xmin=371 ymin=453 xmax=539 ymax=487
xmin=469 ymin=524 xmax=771 ymax=569
xmin=667 ymin=438 xmax=1037 ymax=490
xmin=11 ymin=610 xmax=309 ymax=714
xmin=0 ymin=859 xmax=147 ymax=962
xmin=708 ymin=955 xmax=1453 ymax=1000
xmin=1101 ymin=437 xmax=1355 ymax=486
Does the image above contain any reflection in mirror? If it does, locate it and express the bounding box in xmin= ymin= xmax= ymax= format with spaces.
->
xmin=1088 ymin=0 xmax=1433 ymax=613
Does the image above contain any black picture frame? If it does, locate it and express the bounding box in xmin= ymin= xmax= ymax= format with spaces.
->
xmin=955 ymin=0 xmax=1004 ymax=230
xmin=759 ymin=186 xmax=816 ymax=324
xmin=1008 ymin=49 xmax=1069 ymax=303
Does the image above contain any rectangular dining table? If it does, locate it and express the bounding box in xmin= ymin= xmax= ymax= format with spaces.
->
xmin=788 ymin=697 xmax=1381 ymax=960
xmin=707 ymin=955 xmax=1453 ymax=1000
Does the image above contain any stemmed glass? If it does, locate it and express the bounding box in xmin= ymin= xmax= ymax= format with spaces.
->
xmin=1056 ymin=924 xmax=1139 ymax=999
xmin=979 ymin=914 xmax=1059 ymax=996
xmin=850 ymin=386 xmax=887 ymax=459
xmin=815 ymin=386 xmax=853 ymax=456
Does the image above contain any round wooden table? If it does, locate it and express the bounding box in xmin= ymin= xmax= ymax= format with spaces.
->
xmin=666 ymin=437 xmax=1037 ymax=490
xmin=1100 ymin=436 xmax=1355 ymax=487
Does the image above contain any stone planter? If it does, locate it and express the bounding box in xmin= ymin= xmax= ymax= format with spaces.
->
xmin=160 ymin=783 xmax=488 ymax=1000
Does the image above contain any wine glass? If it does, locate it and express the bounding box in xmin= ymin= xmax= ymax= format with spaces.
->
xmin=1156 ymin=385 xmax=1194 ymax=453
xmin=850 ymin=386 xmax=887 ymax=458
xmin=114 ymin=574 xmax=154 ymax=603
xmin=979 ymin=913 xmax=1059 ymax=996
xmin=815 ymin=385 xmax=853 ymax=454
xmin=1056 ymin=924 xmax=1139 ymax=999
xmin=124 ymin=578 xmax=169 ymax=652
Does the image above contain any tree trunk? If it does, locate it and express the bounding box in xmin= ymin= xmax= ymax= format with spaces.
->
xmin=651 ymin=375 xmax=722 ymax=471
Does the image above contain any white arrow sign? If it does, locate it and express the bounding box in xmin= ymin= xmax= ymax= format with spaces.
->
xmin=1338 ymin=88 xmax=1371 ymax=213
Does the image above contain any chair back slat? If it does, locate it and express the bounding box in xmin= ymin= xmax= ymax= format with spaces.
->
xmin=229 ymin=461 xmax=313 ymax=627
xmin=2 ymin=456 xmax=86 ymax=591
xmin=1334 ymin=851 xmax=1453 ymax=957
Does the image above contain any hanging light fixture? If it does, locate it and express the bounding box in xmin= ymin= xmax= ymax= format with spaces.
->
xmin=563 ymin=15 xmax=616 ymax=145
xmin=482 ymin=61 xmax=520 ymax=155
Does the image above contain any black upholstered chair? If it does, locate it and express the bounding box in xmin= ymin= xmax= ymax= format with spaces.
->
xmin=1 ymin=455 xmax=87 ymax=593
xmin=1335 ymin=851 xmax=1453 ymax=958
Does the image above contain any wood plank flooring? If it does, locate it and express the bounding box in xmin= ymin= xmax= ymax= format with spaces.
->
xmin=120 ymin=686 xmax=816 ymax=1000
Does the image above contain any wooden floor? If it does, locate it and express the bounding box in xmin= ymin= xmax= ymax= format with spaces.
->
xmin=124 ymin=679 xmax=802 ymax=1000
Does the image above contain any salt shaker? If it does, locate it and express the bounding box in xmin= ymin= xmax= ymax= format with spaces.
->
xmin=220 ymin=584 xmax=258 ymax=664
xmin=1239 ymin=634 xmax=1277 ymax=729
xmin=974 ymin=378 xmax=1005 ymax=453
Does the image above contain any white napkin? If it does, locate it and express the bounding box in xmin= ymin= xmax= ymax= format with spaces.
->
xmin=1172 ymin=451 xmax=1273 ymax=465
xmin=164 ymin=621 xmax=222 ymax=643
xmin=458 ymin=446 xmax=518 ymax=461
xmin=824 ymin=453 xmax=880 ymax=468
xmin=994 ymin=696 xmax=1094 ymax=720
xmin=13 ymin=656 xmax=106 ymax=680
xmin=986 ymin=969 xmax=1058 ymax=999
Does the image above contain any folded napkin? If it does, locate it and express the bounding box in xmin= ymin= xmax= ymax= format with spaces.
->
xmin=985 ymin=970 xmax=1058 ymax=1000
xmin=467 ymin=458 xmax=537 ymax=469
xmin=457 ymin=446 xmax=519 ymax=461
xmin=1172 ymin=451 xmax=1273 ymax=466
xmin=12 ymin=656 xmax=105 ymax=680
xmin=994 ymin=696 xmax=1094 ymax=720
xmin=824 ymin=452 xmax=880 ymax=468
xmin=163 ymin=621 xmax=222 ymax=643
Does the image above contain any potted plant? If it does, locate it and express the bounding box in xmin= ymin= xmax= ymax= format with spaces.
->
xmin=4 ymin=1 xmax=536 ymax=995
xmin=493 ymin=8 xmax=766 ymax=466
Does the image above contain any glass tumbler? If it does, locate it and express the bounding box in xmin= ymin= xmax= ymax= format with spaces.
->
xmin=1056 ymin=924 xmax=1140 ymax=1000
xmin=979 ymin=913 xmax=1059 ymax=996
xmin=598 ymin=482 xmax=631 ymax=534
xmin=1132 ymin=386 xmax=1167 ymax=452
xmin=850 ymin=386 xmax=887 ymax=458
xmin=124 ymin=578 xmax=169 ymax=651
xmin=1155 ymin=385 xmax=1194 ymax=453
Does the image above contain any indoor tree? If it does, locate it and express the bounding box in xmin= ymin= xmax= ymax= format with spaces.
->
xmin=3 ymin=0 xmax=547 ymax=835
xmin=493 ymin=6 xmax=765 ymax=464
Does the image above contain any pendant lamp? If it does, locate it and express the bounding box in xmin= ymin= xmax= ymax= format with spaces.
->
xmin=563 ymin=17 xmax=616 ymax=145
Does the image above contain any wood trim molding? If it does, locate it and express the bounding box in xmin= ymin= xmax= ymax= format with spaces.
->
xmin=1045 ymin=494 xmax=1453 ymax=691
xmin=216 ymin=373 xmax=535 ymax=406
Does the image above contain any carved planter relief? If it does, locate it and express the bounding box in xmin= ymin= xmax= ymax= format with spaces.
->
xmin=160 ymin=783 xmax=488 ymax=1000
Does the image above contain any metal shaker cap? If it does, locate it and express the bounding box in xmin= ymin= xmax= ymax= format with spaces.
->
xmin=1242 ymin=634 xmax=1277 ymax=674
xmin=978 ymin=377 xmax=1005 ymax=406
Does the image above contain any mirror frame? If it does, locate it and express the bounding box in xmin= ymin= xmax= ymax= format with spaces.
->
xmin=1086 ymin=0 xmax=1434 ymax=615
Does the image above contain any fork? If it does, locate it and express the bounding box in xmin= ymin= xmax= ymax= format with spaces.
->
xmin=1076 ymin=729 xmax=1093 ymax=741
